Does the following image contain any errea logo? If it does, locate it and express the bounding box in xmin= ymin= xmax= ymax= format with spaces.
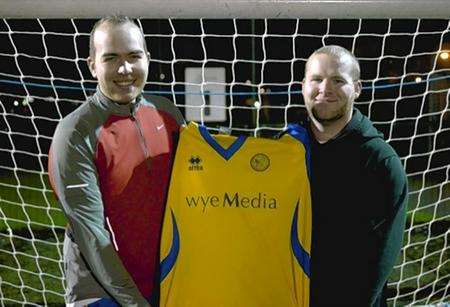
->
xmin=188 ymin=155 xmax=203 ymax=171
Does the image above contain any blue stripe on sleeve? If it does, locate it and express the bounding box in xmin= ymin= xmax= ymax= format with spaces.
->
xmin=290 ymin=201 xmax=311 ymax=278
xmin=286 ymin=124 xmax=312 ymax=179
xmin=160 ymin=210 xmax=180 ymax=282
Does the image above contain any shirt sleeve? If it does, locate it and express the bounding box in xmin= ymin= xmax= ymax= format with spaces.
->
xmin=368 ymin=155 xmax=408 ymax=306
xmin=48 ymin=122 xmax=150 ymax=307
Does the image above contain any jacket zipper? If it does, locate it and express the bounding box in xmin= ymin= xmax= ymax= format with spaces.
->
xmin=130 ymin=107 xmax=150 ymax=159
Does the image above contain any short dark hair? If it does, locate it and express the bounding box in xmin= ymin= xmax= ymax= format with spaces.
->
xmin=89 ymin=15 xmax=148 ymax=59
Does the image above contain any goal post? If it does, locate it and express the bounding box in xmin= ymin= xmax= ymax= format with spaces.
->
xmin=1 ymin=0 xmax=450 ymax=18
xmin=0 ymin=1 xmax=449 ymax=306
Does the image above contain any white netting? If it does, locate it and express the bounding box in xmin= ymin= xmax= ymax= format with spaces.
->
xmin=0 ymin=18 xmax=449 ymax=306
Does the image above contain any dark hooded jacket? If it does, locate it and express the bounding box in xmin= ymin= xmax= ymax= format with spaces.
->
xmin=308 ymin=108 xmax=408 ymax=306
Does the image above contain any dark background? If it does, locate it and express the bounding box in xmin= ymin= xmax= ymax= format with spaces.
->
xmin=0 ymin=18 xmax=449 ymax=305
xmin=0 ymin=18 xmax=449 ymax=177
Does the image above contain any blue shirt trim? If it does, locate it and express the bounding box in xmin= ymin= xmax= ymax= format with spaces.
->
xmin=290 ymin=201 xmax=311 ymax=278
xmin=285 ymin=124 xmax=312 ymax=179
xmin=160 ymin=210 xmax=180 ymax=282
xmin=198 ymin=125 xmax=247 ymax=161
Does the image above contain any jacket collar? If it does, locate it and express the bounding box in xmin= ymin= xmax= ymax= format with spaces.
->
xmin=92 ymin=87 xmax=143 ymax=116
xmin=308 ymin=108 xmax=362 ymax=146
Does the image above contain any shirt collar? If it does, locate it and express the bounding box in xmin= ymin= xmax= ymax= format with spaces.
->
xmin=93 ymin=87 xmax=143 ymax=116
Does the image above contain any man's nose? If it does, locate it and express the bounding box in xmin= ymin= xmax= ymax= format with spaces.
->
xmin=117 ymin=61 xmax=132 ymax=75
xmin=319 ymin=79 xmax=333 ymax=93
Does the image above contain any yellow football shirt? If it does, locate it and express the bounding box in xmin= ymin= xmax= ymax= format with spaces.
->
xmin=160 ymin=122 xmax=312 ymax=307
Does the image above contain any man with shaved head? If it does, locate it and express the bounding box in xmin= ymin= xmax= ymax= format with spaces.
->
xmin=49 ymin=16 xmax=184 ymax=306
xmin=298 ymin=45 xmax=408 ymax=306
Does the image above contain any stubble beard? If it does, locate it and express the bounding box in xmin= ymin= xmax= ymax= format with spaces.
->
xmin=311 ymin=104 xmax=346 ymax=126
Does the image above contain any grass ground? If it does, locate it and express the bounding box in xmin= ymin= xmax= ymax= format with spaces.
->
xmin=388 ymin=220 xmax=450 ymax=306
xmin=1 ymin=172 xmax=449 ymax=306
xmin=0 ymin=229 xmax=65 ymax=306
xmin=1 ymin=172 xmax=66 ymax=305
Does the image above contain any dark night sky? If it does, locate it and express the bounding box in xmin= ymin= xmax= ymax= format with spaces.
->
xmin=0 ymin=19 xmax=449 ymax=175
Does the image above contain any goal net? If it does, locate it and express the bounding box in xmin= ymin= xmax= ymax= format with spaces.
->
xmin=0 ymin=2 xmax=449 ymax=306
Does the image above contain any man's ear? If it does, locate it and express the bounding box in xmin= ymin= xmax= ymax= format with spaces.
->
xmin=87 ymin=56 xmax=97 ymax=78
xmin=300 ymin=79 xmax=306 ymax=97
xmin=354 ymin=80 xmax=362 ymax=99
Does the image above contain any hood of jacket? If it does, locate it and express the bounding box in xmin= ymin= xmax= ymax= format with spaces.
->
xmin=316 ymin=107 xmax=384 ymax=147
